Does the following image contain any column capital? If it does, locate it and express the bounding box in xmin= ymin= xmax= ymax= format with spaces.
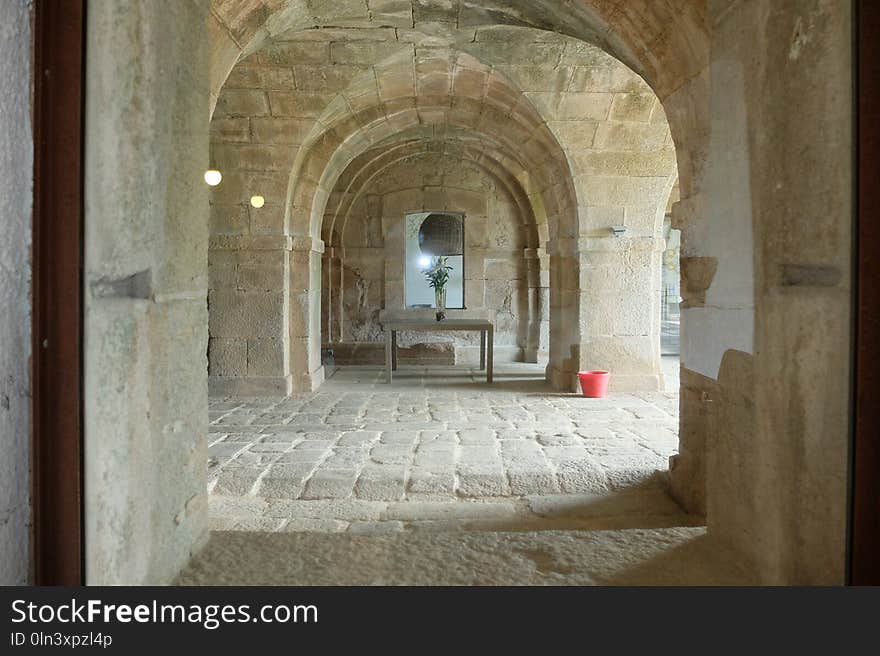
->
xmin=291 ymin=236 xmax=325 ymax=253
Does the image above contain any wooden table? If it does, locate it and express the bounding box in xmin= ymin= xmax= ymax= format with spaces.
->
xmin=383 ymin=319 xmax=493 ymax=383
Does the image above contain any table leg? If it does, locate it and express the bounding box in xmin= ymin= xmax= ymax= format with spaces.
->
xmin=385 ymin=328 xmax=393 ymax=383
xmin=487 ymin=326 xmax=494 ymax=384
xmin=480 ymin=330 xmax=486 ymax=370
xmin=392 ymin=330 xmax=398 ymax=371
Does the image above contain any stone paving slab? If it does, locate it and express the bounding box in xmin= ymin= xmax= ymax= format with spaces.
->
xmin=207 ymin=364 xmax=681 ymax=531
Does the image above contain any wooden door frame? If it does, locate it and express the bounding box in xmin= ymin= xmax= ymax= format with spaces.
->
xmin=31 ymin=0 xmax=86 ymax=586
xmin=850 ymin=0 xmax=880 ymax=585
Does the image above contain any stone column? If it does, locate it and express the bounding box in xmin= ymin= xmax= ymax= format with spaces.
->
xmin=524 ymin=247 xmax=549 ymax=363
xmin=290 ymin=236 xmax=325 ymax=392
xmin=546 ymin=239 xmax=581 ymax=391
xmin=84 ymin=0 xmax=210 ymax=583
xmin=547 ymin=230 xmax=664 ymax=393
xmin=208 ymin=235 xmax=292 ymax=396
xmin=575 ymin=236 xmax=664 ymax=392
xmin=322 ymin=245 xmax=342 ymax=345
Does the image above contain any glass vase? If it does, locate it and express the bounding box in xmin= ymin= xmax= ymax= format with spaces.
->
xmin=434 ymin=287 xmax=446 ymax=321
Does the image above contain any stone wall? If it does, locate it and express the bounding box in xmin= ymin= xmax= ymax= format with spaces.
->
xmin=699 ymin=0 xmax=853 ymax=584
xmin=323 ymin=151 xmax=539 ymax=364
xmin=0 ymin=0 xmax=33 ymax=586
xmin=83 ymin=0 xmax=211 ymax=584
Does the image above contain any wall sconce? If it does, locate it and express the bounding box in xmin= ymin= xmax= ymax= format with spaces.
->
xmin=250 ymin=195 xmax=265 ymax=208
xmin=610 ymin=226 xmax=627 ymax=237
xmin=203 ymin=170 xmax=222 ymax=186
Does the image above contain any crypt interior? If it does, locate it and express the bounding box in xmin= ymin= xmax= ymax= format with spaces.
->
xmin=0 ymin=0 xmax=857 ymax=586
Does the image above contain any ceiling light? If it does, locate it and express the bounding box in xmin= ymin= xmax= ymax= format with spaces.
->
xmin=203 ymin=170 xmax=222 ymax=186
xmin=250 ymin=195 xmax=265 ymax=208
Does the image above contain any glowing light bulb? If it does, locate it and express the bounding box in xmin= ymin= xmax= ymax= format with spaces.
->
xmin=203 ymin=169 xmax=222 ymax=186
xmin=418 ymin=256 xmax=431 ymax=268
xmin=250 ymin=195 xmax=265 ymax=208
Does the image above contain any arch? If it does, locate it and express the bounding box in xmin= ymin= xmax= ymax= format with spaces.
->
xmin=207 ymin=27 xmax=679 ymax=394
xmin=322 ymin=134 xmax=547 ymax=362
xmin=206 ymin=2 xmax=706 ymax=224
xmin=278 ymin=49 xmax=582 ymax=390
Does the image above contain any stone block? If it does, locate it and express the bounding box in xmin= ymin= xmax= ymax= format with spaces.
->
xmin=281 ymin=518 xmax=347 ymax=532
xmin=370 ymin=444 xmax=413 ymax=466
xmin=208 ymin=289 xmax=285 ymax=338
xmin=210 ymin=203 xmax=249 ymax=235
xmin=267 ymin=91 xmax=334 ymax=117
xmin=210 ymin=118 xmax=251 ymax=143
xmin=458 ymin=429 xmax=494 ymax=444
xmin=247 ymin=338 xmax=284 ymax=377
xmin=259 ymin=42 xmax=330 ymax=65
xmin=354 ymin=465 xmax=407 ymax=500
xmin=236 ymin=263 xmax=284 ymax=291
xmin=406 ymin=467 xmax=456 ymax=495
xmin=213 ymin=466 xmax=263 ymax=496
xmin=208 ymin=338 xmax=246 ymax=376
xmin=225 ymin=66 xmax=295 ymax=90
xmin=560 ymin=40 xmax=617 ymax=66
xmin=338 ymin=431 xmax=380 ymax=447
xmin=294 ymin=64 xmax=364 ymax=92
xmin=377 ymin=70 xmax=416 ymax=100
xmin=255 ymin=464 xmax=315 ymax=499
xmin=309 ymin=0 xmax=369 ymax=22
xmin=570 ymin=149 xmax=676 ymax=178
xmin=215 ymin=89 xmax=269 ymax=117
xmin=331 ymin=41 xmax=406 ymax=64
xmin=249 ymin=204 xmax=285 ymax=235
xmin=609 ymin=93 xmax=657 ymax=122
xmin=508 ymin=468 xmax=561 ymax=496
xmin=456 ymin=465 xmax=510 ymax=497
xmin=557 ymin=93 xmax=613 ymax=120
xmin=208 ymin=263 xmax=236 ymax=290
xmin=445 ymin=188 xmax=487 ymax=216
xmin=452 ymin=67 xmax=487 ymax=99
xmin=250 ymin=117 xmax=313 ymax=144
xmin=483 ymin=259 xmax=521 ymax=281
xmin=593 ymin=122 xmax=669 ymax=151
xmin=301 ymin=468 xmax=359 ymax=500
xmin=555 ymin=459 xmax=609 ymax=493
xmin=367 ymin=0 xmax=414 ymax=27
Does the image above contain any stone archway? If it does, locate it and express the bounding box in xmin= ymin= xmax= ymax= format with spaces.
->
xmin=321 ymin=133 xmax=546 ymax=367
xmin=207 ymin=35 xmax=678 ymax=395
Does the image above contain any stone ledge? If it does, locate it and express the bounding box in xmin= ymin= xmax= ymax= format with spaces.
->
xmin=209 ymin=374 xmax=293 ymax=397
xmin=209 ymin=235 xmax=293 ymax=251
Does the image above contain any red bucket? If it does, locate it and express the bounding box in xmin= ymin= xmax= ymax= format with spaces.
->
xmin=578 ymin=370 xmax=610 ymax=398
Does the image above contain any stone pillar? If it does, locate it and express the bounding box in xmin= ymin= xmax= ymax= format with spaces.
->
xmin=84 ymin=0 xmax=210 ymax=583
xmin=321 ymin=245 xmax=342 ymax=345
xmin=290 ymin=236 xmax=325 ymax=392
xmin=546 ymin=240 xmax=580 ymax=391
xmin=208 ymin=235 xmax=292 ymax=396
xmin=524 ymin=247 xmax=549 ymax=363
xmin=574 ymin=236 xmax=664 ymax=392
xmin=547 ymin=232 xmax=664 ymax=393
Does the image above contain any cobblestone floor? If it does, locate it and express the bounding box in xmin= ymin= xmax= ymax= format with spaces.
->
xmin=208 ymin=363 xmax=683 ymax=533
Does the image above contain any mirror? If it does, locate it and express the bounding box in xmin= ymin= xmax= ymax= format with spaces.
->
xmin=404 ymin=211 xmax=465 ymax=309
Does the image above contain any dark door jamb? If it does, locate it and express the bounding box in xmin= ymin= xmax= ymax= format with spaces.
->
xmin=850 ymin=0 xmax=880 ymax=586
xmin=31 ymin=0 xmax=86 ymax=586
